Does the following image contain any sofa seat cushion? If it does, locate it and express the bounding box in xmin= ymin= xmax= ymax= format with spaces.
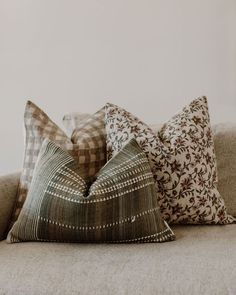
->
xmin=0 ymin=225 xmax=236 ymax=295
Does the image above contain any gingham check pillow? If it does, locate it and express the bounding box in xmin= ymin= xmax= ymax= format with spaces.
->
xmin=71 ymin=109 xmax=106 ymax=153
xmin=63 ymin=112 xmax=90 ymax=136
xmin=10 ymin=101 xmax=106 ymax=224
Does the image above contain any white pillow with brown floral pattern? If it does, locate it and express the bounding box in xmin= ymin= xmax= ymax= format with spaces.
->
xmin=105 ymin=96 xmax=235 ymax=224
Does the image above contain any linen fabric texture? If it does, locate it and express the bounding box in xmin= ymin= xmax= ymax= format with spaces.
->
xmin=7 ymin=139 xmax=174 ymax=243
xmin=105 ymin=97 xmax=235 ymax=224
xmin=10 ymin=101 xmax=106 ymax=225
xmin=63 ymin=112 xmax=90 ymax=137
xmin=0 ymin=173 xmax=20 ymax=241
xmin=213 ymin=123 xmax=236 ymax=217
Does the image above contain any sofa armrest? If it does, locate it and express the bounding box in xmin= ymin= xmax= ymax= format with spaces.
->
xmin=0 ymin=172 xmax=20 ymax=240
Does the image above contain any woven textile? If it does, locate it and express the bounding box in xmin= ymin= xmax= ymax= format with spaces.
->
xmin=0 ymin=173 xmax=20 ymax=241
xmin=71 ymin=107 xmax=106 ymax=161
xmin=63 ymin=112 xmax=90 ymax=136
xmin=105 ymin=97 xmax=235 ymax=224
xmin=213 ymin=123 xmax=236 ymax=217
xmin=7 ymin=139 xmax=175 ymax=243
xmin=10 ymin=101 xmax=106 ymax=225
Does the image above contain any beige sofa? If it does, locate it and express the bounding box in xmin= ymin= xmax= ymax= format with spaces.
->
xmin=0 ymin=123 xmax=236 ymax=295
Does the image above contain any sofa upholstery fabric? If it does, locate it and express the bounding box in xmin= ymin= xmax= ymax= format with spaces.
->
xmin=1 ymin=224 xmax=236 ymax=295
xmin=0 ymin=173 xmax=20 ymax=240
xmin=213 ymin=123 xmax=236 ymax=217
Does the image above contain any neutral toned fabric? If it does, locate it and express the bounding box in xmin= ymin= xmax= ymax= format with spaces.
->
xmin=105 ymin=97 xmax=234 ymax=224
xmin=1 ymin=224 xmax=236 ymax=295
xmin=213 ymin=123 xmax=236 ymax=217
xmin=8 ymin=139 xmax=174 ymax=243
xmin=70 ymin=108 xmax=106 ymax=166
xmin=0 ymin=173 xmax=20 ymax=240
xmin=63 ymin=112 xmax=90 ymax=136
xmin=11 ymin=101 xmax=106 ymax=225
xmin=152 ymin=123 xmax=236 ymax=218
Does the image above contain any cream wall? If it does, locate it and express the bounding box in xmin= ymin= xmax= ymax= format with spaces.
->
xmin=0 ymin=0 xmax=236 ymax=175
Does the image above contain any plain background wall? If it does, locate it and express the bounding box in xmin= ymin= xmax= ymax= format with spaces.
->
xmin=0 ymin=0 xmax=236 ymax=175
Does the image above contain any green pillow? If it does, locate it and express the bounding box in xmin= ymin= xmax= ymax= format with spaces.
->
xmin=7 ymin=138 xmax=175 ymax=243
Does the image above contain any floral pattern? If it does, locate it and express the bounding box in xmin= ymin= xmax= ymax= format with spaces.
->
xmin=105 ymin=97 xmax=235 ymax=224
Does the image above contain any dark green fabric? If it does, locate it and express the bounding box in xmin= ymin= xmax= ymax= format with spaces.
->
xmin=8 ymin=139 xmax=175 ymax=243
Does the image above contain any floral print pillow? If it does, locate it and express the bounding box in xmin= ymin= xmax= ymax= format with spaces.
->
xmin=105 ymin=97 xmax=235 ymax=224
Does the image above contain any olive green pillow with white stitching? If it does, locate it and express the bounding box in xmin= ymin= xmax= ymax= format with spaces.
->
xmin=8 ymin=138 xmax=175 ymax=243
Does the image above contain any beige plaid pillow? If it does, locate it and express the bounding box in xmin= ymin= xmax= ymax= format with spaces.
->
xmin=10 ymin=101 xmax=106 ymax=224
xmin=63 ymin=112 xmax=90 ymax=137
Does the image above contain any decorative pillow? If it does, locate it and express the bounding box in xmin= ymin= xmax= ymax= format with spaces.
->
xmin=7 ymin=139 xmax=175 ymax=243
xmin=213 ymin=123 xmax=236 ymax=217
xmin=105 ymin=97 xmax=235 ymax=224
xmin=10 ymin=101 xmax=106 ymax=225
xmin=70 ymin=108 xmax=106 ymax=154
xmin=150 ymin=123 xmax=236 ymax=218
xmin=63 ymin=112 xmax=90 ymax=137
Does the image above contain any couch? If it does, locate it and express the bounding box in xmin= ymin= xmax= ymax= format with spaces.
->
xmin=0 ymin=122 xmax=236 ymax=295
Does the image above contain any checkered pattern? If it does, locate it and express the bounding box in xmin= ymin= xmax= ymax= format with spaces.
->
xmin=71 ymin=108 xmax=105 ymax=146
xmin=10 ymin=101 xmax=106 ymax=224
xmin=63 ymin=112 xmax=90 ymax=136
